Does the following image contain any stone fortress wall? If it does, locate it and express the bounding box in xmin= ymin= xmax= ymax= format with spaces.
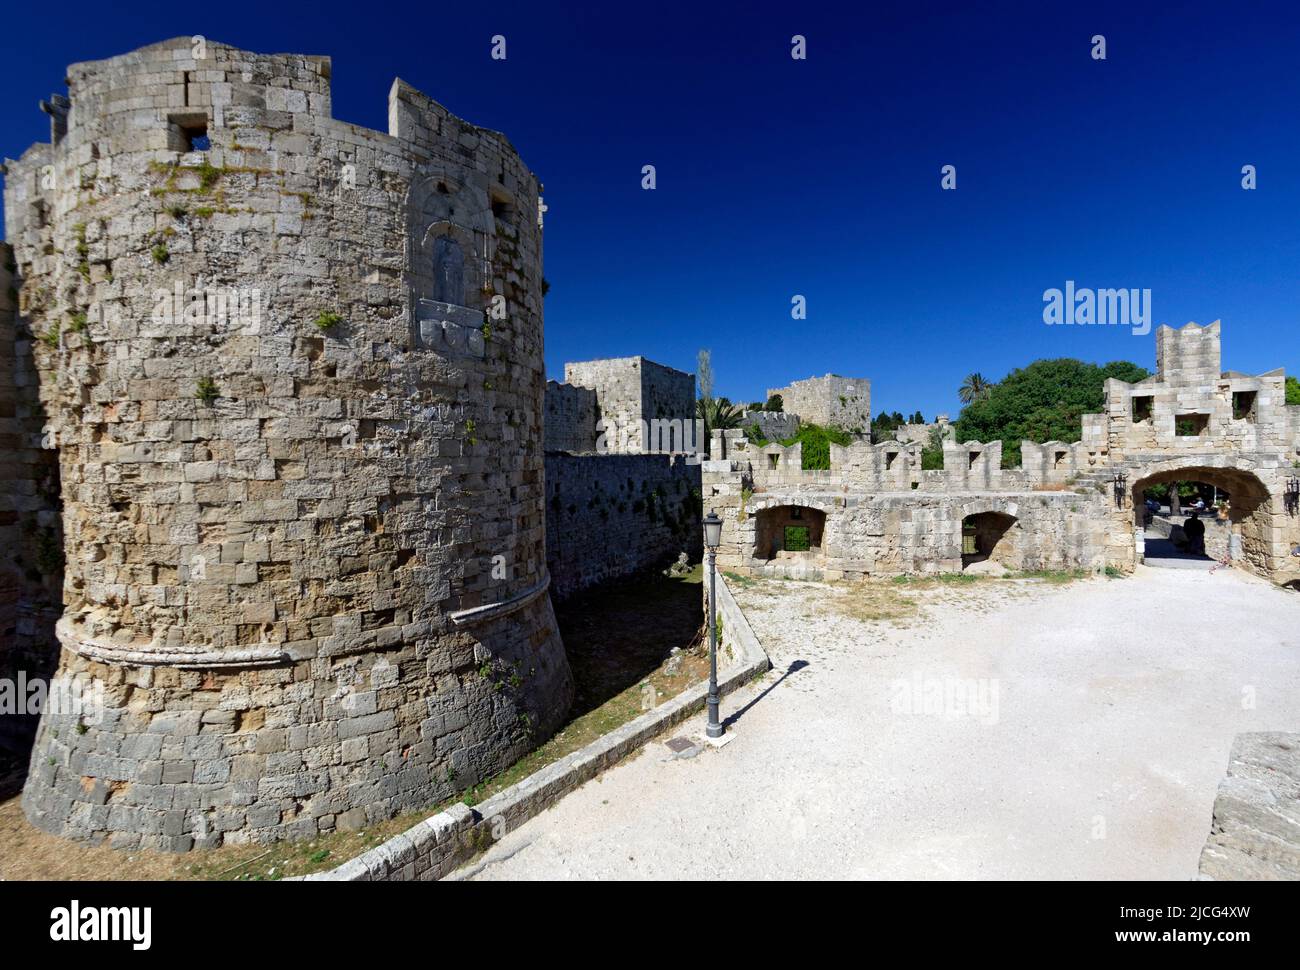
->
xmin=3 ymin=41 xmax=1298 ymax=858
xmin=545 ymin=453 xmax=701 ymax=599
xmin=709 ymin=322 xmax=1300 ymax=584
xmin=0 ymin=241 xmax=63 ymax=759
xmin=543 ymin=379 xmax=596 ymax=453
xmin=766 ymin=373 xmax=872 ymax=435
xmin=543 ymin=355 xmax=701 ymax=598
xmin=3 ymin=38 xmax=573 ymax=849
xmin=739 ymin=409 xmax=800 ymax=442
xmin=893 ymin=413 xmax=952 ymax=446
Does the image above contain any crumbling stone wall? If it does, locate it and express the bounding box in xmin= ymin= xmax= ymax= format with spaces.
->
xmin=3 ymin=38 xmax=572 ymax=849
xmin=545 ymin=453 xmax=701 ymax=599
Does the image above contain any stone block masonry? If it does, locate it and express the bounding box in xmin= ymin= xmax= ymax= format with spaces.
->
xmin=741 ymin=409 xmax=800 ymax=443
xmin=544 ymin=380 xmax=597 ymax=452
xmin=0 ymin=242 xmax=63 ymax=759
xmin=546 ymin=453 xmax=702 ymax=600
xmin=3 ymin=38 xmax=572 ymax=849
xmin=562 ymin=356 xmax=695 ymax=451
xmin=766 ymin=374 xmax=871 ymax=435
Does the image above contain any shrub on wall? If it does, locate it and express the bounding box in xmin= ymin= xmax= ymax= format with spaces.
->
xmin=779 ymin=423 xmax=852 ymax=470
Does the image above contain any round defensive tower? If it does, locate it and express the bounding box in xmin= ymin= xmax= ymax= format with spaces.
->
xmin=5 ymin=38 xmax=572 ymax=849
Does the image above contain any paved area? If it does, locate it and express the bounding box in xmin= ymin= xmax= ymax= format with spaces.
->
xmin=454 ymin=567 xmax=1300 ymax=880
xmin=1143 ymin=528 xmax=1217 ymax=571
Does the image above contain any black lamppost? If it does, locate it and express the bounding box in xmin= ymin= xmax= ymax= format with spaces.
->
xmin=702 ymin=509 xmax=724 ymax=740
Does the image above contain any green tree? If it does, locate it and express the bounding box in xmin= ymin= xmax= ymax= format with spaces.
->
xmin=953 ymin=358 xmax=1151 ymax=466
xmin=696 ymin=349 xmax=714 ymax=402
xmin=958 ymin=373 xmax=993 ymax=404
xmin=765 ymin=393 xmax=784 ymax=412
xmin=871 ymin=410 xmax=899 ymax=443
xmin=1287 ymin=375 xmax=1300 ymax=405
xmin=920 ymin=425 xmax=945 ymax=470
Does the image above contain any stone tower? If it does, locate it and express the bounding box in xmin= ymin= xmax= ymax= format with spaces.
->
xmin=2 ymin=38 xmax=572 ymax=849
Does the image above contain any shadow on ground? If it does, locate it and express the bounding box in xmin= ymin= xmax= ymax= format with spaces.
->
xmin=723 ymin=659 xmax=808 ymax=729
xmin=554 ymin=566 xmax=704 ymax=720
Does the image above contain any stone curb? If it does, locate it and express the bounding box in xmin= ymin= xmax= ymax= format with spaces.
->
xmin=295 ymin=573 xmax=769 ymax=881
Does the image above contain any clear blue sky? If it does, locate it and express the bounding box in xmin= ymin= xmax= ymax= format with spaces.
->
xmin=3 ymin=1 xmax=1299 ymax=419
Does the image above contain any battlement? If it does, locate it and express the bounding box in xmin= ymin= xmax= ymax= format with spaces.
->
xmin=1156 ymin=320 xmax=1222 ymax=386
xmin=2 ymin=39 xmax=569 ymax=852
xmin=1084 ymin=321 xmax=1296 ymax=462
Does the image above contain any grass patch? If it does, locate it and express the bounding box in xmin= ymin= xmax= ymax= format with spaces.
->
xmin=831 ymin=578 xmax=923 ymax=623
xmin=891 ymin=572 xmax=981 ymax=587
xmin=722 ymin=570 xmax=758 ymax=589
xmin=1011 ymin=568 xmax=1091 ymax=584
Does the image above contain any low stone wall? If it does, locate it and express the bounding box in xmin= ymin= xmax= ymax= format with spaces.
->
xmin=545 ymin=453 xmax=701 ymax=600
xmin=1198 ymin=732 xmax=1300 ymax=880
xmin=714 ymin=487 xmax=1108 ymax=580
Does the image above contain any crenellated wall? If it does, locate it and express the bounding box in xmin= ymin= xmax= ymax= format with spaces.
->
xmin=740 ymin=409 xmax=800 ymax=443
xmin=704 ymin=321 xmax=1300 ymax=584
xmin=3 ymin=38 xmax=572 ymax=849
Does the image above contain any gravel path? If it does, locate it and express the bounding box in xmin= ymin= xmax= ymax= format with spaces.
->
xmin=455 ymin=567 xmax=1300 ymax=880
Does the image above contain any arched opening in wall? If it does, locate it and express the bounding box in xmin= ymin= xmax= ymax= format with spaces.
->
xmin=961 ymin=512 xmax=1017 ymax=570
xmin=753 ymin=505 xmax=826 ymax=562
xmin=1131 ymin=467 xmax=1273 ymax=573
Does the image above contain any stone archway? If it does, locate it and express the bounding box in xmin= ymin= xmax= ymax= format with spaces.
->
xmin=961 ymin=511 xmax=1019 ymax=570
xmin=1128 ymin=462 xmax=1277 ymax=576
xmin=753 ymin=504 xmax=827 ymax=562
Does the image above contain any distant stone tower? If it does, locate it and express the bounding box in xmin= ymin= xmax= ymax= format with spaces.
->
xmin=2 ymin=38 xmax=572 ymax=849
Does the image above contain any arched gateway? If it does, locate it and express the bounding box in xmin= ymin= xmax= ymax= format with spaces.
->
xmin=706 ymin=321 xmax=1300 ymax=585
xmin=1126 ymin=461 xmax=1281 ymax=576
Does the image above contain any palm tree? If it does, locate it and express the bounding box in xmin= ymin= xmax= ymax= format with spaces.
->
xmin=958 ymin=372 xmax=993 ymax=404
xmin=697 ymin=396 xmax=744 ymax=435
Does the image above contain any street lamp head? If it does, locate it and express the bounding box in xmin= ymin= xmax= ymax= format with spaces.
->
xmin=703 ymin=509 xmax=723 ymax=550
